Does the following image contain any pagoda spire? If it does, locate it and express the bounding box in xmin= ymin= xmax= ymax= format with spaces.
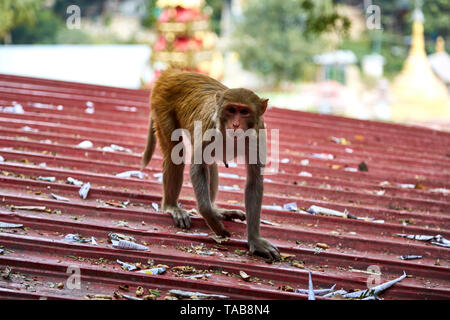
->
xmin=435 ymin=36 xmax=445 ymax=53
xmin=391 ymin=3 xmax=449 ymax=121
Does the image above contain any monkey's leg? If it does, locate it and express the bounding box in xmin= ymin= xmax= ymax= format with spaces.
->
xmin=153 ymin=109 xmax=191 ymax=229
xmin=245 ymin=164 xmax=281 ymax=261
xmin=209 ymin=163 xmax=246 ymax=222
xmin=162 ymin=156 xmax=191 ymax=229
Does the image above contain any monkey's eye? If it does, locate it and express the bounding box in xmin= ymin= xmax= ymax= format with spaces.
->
xmin=240 ymin=109 xmax=249 ymax=115
xmin=227 ymin=107 xmax=236 ymax=114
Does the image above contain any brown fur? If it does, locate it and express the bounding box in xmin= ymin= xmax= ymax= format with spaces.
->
xmin=141 ymin=69 xmax=280 ymax=261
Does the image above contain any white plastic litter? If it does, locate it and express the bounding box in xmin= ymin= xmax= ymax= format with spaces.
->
xmin=299 ymin=171 xmax=312 ymax=177
xmin=117 ymin=259 xmax=137 ymax=271
xmin=181 ymin=232 xmax=209 ymax=237
xmin=79 ymin=182 xmax=90 ymax=199
xmin=185 ymin=273 xmax=212 ymax=279
xmin=0 ymin=222 xmax=23 ymax=228
xmin=322 ymin=289 xmax=348 ymax=298
xmin=260 ymin=219 xmax=280 ymax=226
xmin=112 ymin=240 xmax=149 ymax=251
xmin=428 ymin=188 xmax=450 ymax=195
xmin=116 ymin=171 xmax=146 ymax=179
xmin=30 ymin=102 xmax=56 ymax=109
xmin=306 ymin=205 xmax=348 ymax=218
xmin=311 ymin=153 xmax=334 ymax=160
xmin=219 ymin=185 xmax=240 ymax=191
xmin=218 ymin=172 xmax=240 ymax=179
xmin=308 ymin=271 xmax=316 ymax=300
xmin=77 ymin=140 xmax=93 ymax=149
xmin=67 ymin=177 xmax=83 ymax=186
xmin=300 ymin=159 xmax=309 ymax=166
xmin=102 ymin=144 xmax=132 ymax=153
xmin=37 ymin=176 xmax=56 ymax=182
xmin=11 ymin=206 xmax=47 ymax=211
xmin=396 ymin=233 xmax=450 ymax=248
xmin=63 ymin=234 xmax=90 ymax=243
xmin=51 ymin=193 xmax=69 ymax=201
xmin=342 ymin=271 xmax=406 ymax=299
xmin=262 ymin=204 xmax=283 ymax=210
xmin=122 ymin=295 xmax=143 ymax=300
xmin=0 ymin=102 xmax=24 ymax=114
xmin=116 ymin=106 xmax=137 ymax=112
xmin=137 ymin=267 xmax=166 ymax=275
xmin=296 ymin=284 xmax=336 ymax=296
xmin=153 ymin=172 xmax=163 ymax=182
xmin=21 ymin=126 xmax=39 ymax=133
xmin=283 ymin=202 xmax=298 ymax=211
xmin=397 ymin=183 xmax=415 ymax=189
xmin=400 ymin=255 xmax=422 ymax=260
xmin=169 ymin=289 xmax=229 ymax=300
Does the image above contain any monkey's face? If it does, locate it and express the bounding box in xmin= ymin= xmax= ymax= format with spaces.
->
xmin=215 ymin=89 xmax=268 ymax=135
xmin=223 ymin=103 xmax=254 ymax=132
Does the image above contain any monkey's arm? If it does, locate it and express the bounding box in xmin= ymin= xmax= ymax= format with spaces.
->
xmin=190 ymin=162 xmax=245 ymax=237
xmin=245 ymin=164 xmax=280 ymax=261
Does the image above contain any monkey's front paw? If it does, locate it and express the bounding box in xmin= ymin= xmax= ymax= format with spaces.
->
xmin=248 ymin=237 xmax=281 ymax=262
xmin=216 ymin=209 xmax=246 ymax=221
xmin=166 ymin=207 xmax=191 ymax=230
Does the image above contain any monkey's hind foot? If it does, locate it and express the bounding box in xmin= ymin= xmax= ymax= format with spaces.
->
xmin=165 ymin=206 xmax=191 ymax=230
xmin=216 ymin=208 xmax=246 ymax=221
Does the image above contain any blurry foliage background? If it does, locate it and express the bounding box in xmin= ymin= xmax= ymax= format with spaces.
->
xmin=232 ymin=0 xmax=351 ymax=85
xmin=0 ymin=0 xmax=448 ymax=83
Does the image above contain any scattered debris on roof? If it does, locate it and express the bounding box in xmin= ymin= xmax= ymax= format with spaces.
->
xmin=0 ymin=74 xmax=449 ymax=300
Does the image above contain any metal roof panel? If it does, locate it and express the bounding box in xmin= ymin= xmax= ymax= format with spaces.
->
xmin=0 ymin=74 xmax=449 ymax=300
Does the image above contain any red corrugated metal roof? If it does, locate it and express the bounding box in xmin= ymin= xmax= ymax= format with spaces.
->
xmin=0 ymin=73 xmax=449 ymax=300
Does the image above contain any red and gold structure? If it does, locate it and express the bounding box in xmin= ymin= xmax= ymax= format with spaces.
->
xmin=151 ymin=0 xmax=223 ymax=80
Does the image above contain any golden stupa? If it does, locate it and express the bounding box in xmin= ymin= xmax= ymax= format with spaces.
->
xmin=391 ymin=8 xmax=449 ymax=121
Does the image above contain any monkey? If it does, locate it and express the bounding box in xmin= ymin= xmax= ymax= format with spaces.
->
xmin=141 ymin=69 xmax=280 ymax=261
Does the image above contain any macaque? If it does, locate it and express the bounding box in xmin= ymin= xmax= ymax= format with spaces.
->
xmin=141 ymin=69 xmax=280 ymax=261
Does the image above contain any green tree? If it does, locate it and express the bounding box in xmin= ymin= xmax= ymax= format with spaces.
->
xmin=233 ymin=0 xmax=350 ymax=86
xmin=141 ymin=0 xmax=161 ymax=29
xmin=10 ymin=9 xmax=62 ymax=44
xmin=0 ymin=0 xmax=43 ymax=42
xmin=205 ymin=0 xmax=223 ymax=35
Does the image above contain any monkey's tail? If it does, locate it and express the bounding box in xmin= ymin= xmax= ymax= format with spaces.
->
xmin=141 ymin=112 xmax=156 ymax=170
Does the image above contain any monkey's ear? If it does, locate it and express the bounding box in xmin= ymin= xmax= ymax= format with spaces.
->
xmin=215 ymin=91 xmax=223 ymax=105
xmin=260 ymin=98 xmax=269 ymax=114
